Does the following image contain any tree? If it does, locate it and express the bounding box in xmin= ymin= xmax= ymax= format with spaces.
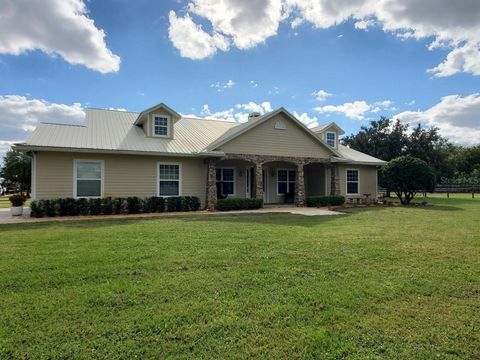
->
xmin=380 ymin=156 xmax=436 ymax=205
xmin=0 ymin=150 xmax=31 ymax=196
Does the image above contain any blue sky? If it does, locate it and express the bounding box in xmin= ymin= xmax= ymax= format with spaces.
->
xmin=1 ymin=0 xmax=479 ymax=160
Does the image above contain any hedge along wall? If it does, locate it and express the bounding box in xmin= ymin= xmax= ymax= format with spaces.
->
xmin=30 ymin=196 xmax=201 ymax=218
xmin=305 ymin=195 xmax=345 ymax=207
xmin=215 ymin=198 xmax=263 ymax=211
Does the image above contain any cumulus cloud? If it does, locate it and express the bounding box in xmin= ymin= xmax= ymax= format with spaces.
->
xmin=0 ymin=95 xmax=86 ymax=161
xmin=168 ymin=10 xmax=229 ymax=59
xmin=293 ymin=111 xmax=319 ymax=128
xmin=201 ymin=101 xmax=273 ymax=123
xmin=315 ymin=101 xmax=371 ymax=120
xmin=0 ymin=0 xmax=120 ymax=73
xmin=312 ymin=89 xmax=333 ymax=102
xmin=168 ymin=0 xmax=480 ymax=77
xmin=394 ymin=93 xmax=480 ymax=146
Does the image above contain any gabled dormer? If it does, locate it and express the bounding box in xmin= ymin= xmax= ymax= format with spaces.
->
xmin=134 ymin=103 xmax=181 ymax=139
xmin=310 ymin=122 xmax=345 ymax=150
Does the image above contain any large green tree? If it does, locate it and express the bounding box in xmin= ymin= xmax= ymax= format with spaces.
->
xmin=0 ymin=150 xmax=32 ymax=196
xmin=380 ymin=156 xmax=436 ymax=205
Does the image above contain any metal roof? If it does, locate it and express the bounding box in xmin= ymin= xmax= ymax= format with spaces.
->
xmin=17 ymin=108 xmax=386 ymax=164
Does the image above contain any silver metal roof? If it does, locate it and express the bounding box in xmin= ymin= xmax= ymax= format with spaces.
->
xmin=18 ymin=108 xmax=386 ymax=164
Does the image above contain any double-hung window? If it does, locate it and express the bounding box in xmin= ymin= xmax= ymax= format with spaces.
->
xmin=277 ymin=169 xmax=295 ymax=195
xmin=153 ymin=115 xmax=169 ymax=137
xmin=216 ymin=168 xmax=235 ymax=196
xmin=75 ymin=160 xmax=103 ymax=197
xmin=346 ymin=169 xmax=359 ymax=195
xmin=158 ymin=163 xmax=181 ymax=196
xmin=326 ymin=132 xmax=336 ymax=147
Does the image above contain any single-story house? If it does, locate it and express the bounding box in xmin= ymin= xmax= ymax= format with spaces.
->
xmin=15 ymin=103 xmax=386 ymax=209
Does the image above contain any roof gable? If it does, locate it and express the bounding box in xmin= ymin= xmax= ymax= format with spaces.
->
xmin=311 ymin=122 xmax=345 ymax=135
xmin=207 ymin=107 xmax=341 ymax=158
xmin=134 ymin=102 xmax=181 ymax=126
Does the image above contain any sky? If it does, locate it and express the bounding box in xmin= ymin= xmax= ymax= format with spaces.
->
xmin=1 ymin=0 xmax=479 ymax=162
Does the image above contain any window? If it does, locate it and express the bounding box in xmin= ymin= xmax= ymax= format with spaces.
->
xmin=75 ymin=160 xmax=103 ymax=197
xmin=346 ymin=169 xmax=359 ymax=195
xmin=216 ymin=168 xmax=235 ymax=196
xmin=277 ymin=169 xmax=295 ymax=195
xmin=153 ymin=115 xmax=169 ymax=137
xmin=326 ymin=132 xmax=336 ymax=147
xmin=158 ymin=163 xmax=181 ymax=196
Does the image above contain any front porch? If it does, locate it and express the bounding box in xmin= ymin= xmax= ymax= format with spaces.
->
xmin=205 ymin=154 xmax=341 ymax=210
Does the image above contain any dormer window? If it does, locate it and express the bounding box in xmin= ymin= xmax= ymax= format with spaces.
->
xmin=153 ymin=115 xmax=169 ymax=137
xmin=326 ymin=132 xmax=336 ymax=147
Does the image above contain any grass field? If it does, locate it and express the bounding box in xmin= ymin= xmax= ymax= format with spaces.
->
xmin=0 ymin=195 xmax=479 ymax=359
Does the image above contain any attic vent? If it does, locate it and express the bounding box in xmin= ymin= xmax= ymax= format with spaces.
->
xmin=274 ymin=120 xmax=286 ymax=130
xmin=248 ymin=112 xmax=261 ymax=121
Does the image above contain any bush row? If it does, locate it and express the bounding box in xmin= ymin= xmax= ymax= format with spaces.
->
xmin=306 ymin=195 xmax=345 ymax=207
xmin=30 ymin=196 xmax=201 ymax=218
xmin=216 ymin=197 xmax=263 ymax=211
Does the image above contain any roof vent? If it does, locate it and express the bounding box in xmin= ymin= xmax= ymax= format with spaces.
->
xmin=248 ymin=112 xmax=261 ymax=121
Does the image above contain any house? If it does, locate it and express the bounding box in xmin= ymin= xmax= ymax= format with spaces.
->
xmin=14 ymin=103 xmax=386 ymax=210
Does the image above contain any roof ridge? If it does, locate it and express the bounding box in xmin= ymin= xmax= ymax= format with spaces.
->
xmin=86 ymin=107 xmax=140 ymax=114
xmin=40 ymin=122 xmax=86 ymax=127
xmin=181 ymin=116 xmax=241 ymax=124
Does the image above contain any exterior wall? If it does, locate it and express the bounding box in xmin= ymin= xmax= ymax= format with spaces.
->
xmin=336 ymin=164 xmax=378 ymax=199
xmin=216 ymin=159 xmax=249 ymax=198
xmin=35 ymin=151 xmax=208 ymax=207
xmin=218 ymin=113 xmax=332 ymax=158
xmin=263 ymin=162 xmax=296 ymax=204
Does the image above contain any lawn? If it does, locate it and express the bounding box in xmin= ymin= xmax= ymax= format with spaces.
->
xmin=0 ymin=196 xmax=478 ymax=359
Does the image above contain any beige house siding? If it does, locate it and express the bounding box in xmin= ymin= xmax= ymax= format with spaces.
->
xmin=336 ymin=164 xmax=378 ymax=199
xmin=35 ymin=151 xmax=208 ymax=206
xmin=218 ymin=113 xmax=332 ymax=158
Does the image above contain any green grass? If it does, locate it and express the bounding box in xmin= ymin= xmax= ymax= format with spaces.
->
xmin=0 ymin=196 xmax=31 ymax=209
xmin=1 ymin=196 xmax=479 ymax=359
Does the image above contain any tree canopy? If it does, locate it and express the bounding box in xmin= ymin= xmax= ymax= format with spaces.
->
xmin=380 ymin=156 xmax=436 ymax=205
xmin=0 ymin=150 xmax=31 ymax=195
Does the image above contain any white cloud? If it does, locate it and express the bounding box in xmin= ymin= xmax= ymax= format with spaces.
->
xmin=0 ymin=0 xmax=120 ymax=73
xmin=250 ymin=80 xmax=258 ymax=88
xmin=406 ymin=100 xmax=416 ymax=106
xmin=312 ymin=89 xmax=333 ymax=102
xmin=0 ymin=140 xmax=18 ymax=163
xmin=211 ymin=79 xmax=235 ymax=91
xmin=394 ymin=93 xmax=480 ymax=146
xmin=168 ymin=0 xmax=480 ymax=77
xmin=315 ymin=101 xmax=371 ymax=120
xmin=168 ymin=11 xmax=229 ymax=60
xmin=201 ymin=101 xmax=273 ymax=123
xmin=293 ymin=111 xmax=318 ymax=128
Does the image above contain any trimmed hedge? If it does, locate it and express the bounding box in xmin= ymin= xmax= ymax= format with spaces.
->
xmin=216 ymin=197 xmax=263 ymax=211
xmin=30 ymin=196 xmax=201 ymax=218
xmin=306 ymin=195 xmax=345 ymax=207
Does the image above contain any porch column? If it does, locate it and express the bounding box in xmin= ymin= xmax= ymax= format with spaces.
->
xmin=295 ymin=162 xmax=306 ymax=207
xmin=206 ymin=158 xmax=217 ymax=211
xmin=330 ymin=164 xmax=340 ymax=195
xmin=254 ymin=163 xmax=263 ymax=201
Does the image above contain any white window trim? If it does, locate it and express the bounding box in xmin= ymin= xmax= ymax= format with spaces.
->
xmin=326 ymin=131 xmax=337 ymax=148
xmin=31 ymin=152 xmax=37 ymax=201
xmin=157 ymin=162 xmax=182 ymax=197
xmin=152 ymin=114 xmax=170 ymax=138
xmin=216 ymin=166 xmax=236 ymax=197
xmin=277 ymin=168 xmax=296 ymax=196
xmin=73 ymin=159 xmax=104 ymax=198
xmin=346 ymin=168 xmax=360 ymax=196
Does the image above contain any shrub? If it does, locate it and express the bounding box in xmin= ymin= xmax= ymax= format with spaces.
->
xmin=76 ymin=198 xmax=89 ymax=216
xmin=88 ymin=198 xmax=103 ymax=215
xmin=216 ymin=197 xmax=263 ymax=211
xmin=113 ymin=198 xmax=125 ymax=214
xmin=102 ymin=197 xmax=114 ymax=215
xmin=58 ymin=198 xmax=78 ymax=216
xmin=144 ymin=196 xmax=165 ymax=213
xmin=166 ymin=197 xmax=182 ymax=212
xmin=306 ymin=195 xmax=345 ymax=207
xmin=126 ymin=197 xmax=141 ymax=214
xmin=187 ymin=196 xmax=201 ymax=211
xmin=9 ymin=193 xmax=26 ymax=207
xmin=30 ymin=201 xmax=44 ymax=218
xmin=42 ymin=199 xmax=56 ymax=217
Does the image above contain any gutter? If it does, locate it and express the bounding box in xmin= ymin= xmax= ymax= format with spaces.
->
xmin=13 ymin=144 xmax=226 ymax=158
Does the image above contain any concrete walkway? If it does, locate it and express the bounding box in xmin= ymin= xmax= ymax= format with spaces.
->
xmin=0 ymin=206 xmax=342 ymax=225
